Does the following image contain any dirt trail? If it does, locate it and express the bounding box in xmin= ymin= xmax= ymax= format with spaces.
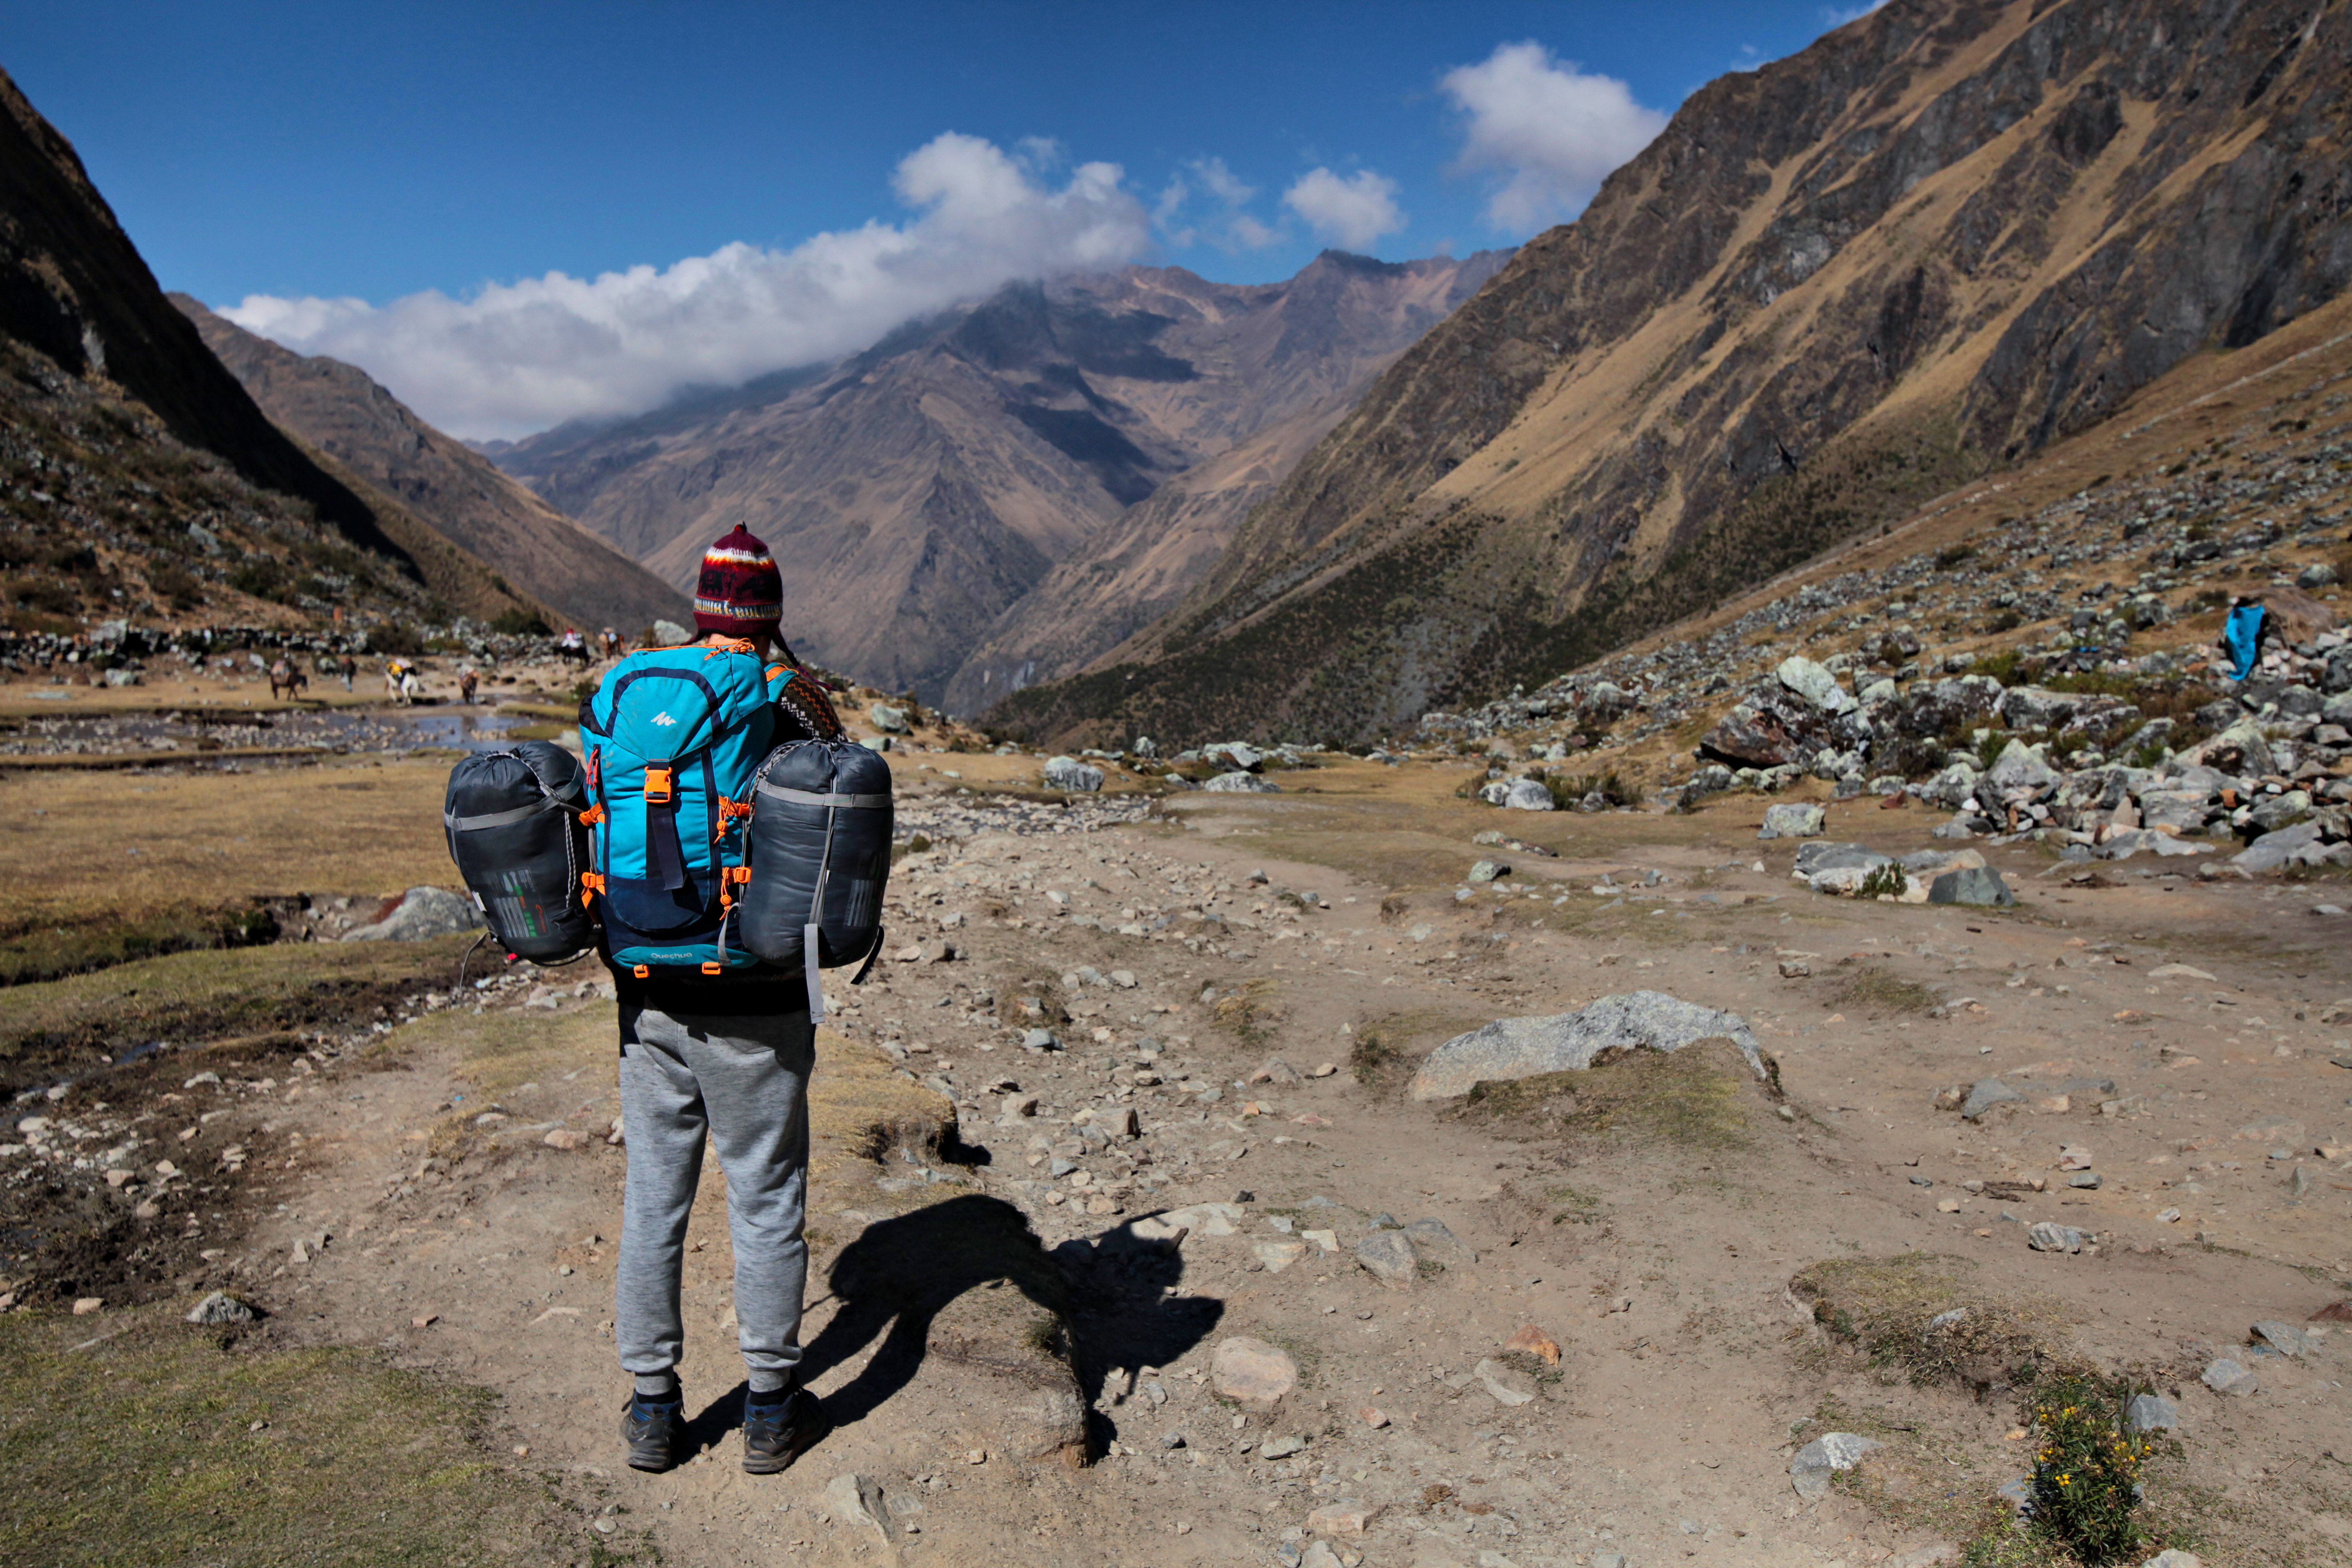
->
xmin=187 ymin=762 xmax=2351 ymax=1566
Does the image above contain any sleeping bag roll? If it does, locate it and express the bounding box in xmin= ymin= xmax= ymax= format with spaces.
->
xmin=444 ymin=740 xmax=598 ymax=961
xmin=739 ymin=739 xmax=893 ymax=970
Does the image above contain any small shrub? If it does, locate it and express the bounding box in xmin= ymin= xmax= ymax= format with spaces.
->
xmin=2027 ymin=1377 xmax=2156 ymax=1564
xmin=364 ymin=623 xmax=423 ymax=658
xmin=1934 ymin=544 xmax=1976 ymax=569
xmin=490 ymin=607 xmax=550 ymax=637
xmin=1856 ymin=863 xmax=1908 ymax=900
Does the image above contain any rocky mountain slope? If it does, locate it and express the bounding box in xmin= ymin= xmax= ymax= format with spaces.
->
xmin=173 ymin=298 xmax=687 ymax=634
xmin=995 ymin=0 xmax=2352 ymax=749
xmin=0 ymin=67 xmax=540 ymax=632
xmin=487 ymin=250 xmax=1504 ymax=702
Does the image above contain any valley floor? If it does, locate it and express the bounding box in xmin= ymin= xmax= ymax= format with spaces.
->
xmin=12 ymin=751 xmax=2348 ymax=1567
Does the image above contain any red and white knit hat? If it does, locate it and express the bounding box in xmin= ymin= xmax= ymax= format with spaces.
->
xmin=693 ymin=524 xmax=783 ymax=634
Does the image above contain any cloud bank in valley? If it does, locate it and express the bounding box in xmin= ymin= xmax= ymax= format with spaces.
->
xmin=1441 ymin=42 xmax=1668 ymax=231
xmin=221 ymin=134 xmax=1151 ymax=439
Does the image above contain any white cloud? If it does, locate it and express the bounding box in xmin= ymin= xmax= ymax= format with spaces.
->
xmin=1822 ymin=0 xmax=1888 ymax=26
xmin=1281 ymin=167 xmax=1404 ymax=251
xmin=221 ymin=132 xmax=1151 ymax=439
xmin=1153 ymin=157 xmax=1281 ymax=255
xmin=1440 ymin=41 xmax=1669 ymax=232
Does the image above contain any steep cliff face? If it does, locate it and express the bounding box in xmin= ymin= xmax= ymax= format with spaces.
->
xmin=0 ymin=67 xmax=539 ymax=628
xmin=489 ymin=250 xmax=1503 ymax=701
xmin=993 ymin=0 xmax=2352 ymax=748
xmin=176 ymin=297 xmax=688 ymax=634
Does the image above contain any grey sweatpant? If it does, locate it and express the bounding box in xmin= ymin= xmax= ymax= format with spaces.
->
xmin=615 ymin=1003 xmax=814 ymax=1393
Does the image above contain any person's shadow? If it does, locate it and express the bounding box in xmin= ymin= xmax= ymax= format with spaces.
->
xmin=764 ymin=1194 xmax=1222 ymax=1446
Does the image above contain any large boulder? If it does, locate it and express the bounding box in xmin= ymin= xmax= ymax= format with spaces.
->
xmin=342 ymin=886 xmax=481 ymax=942
xmin=1700 ymin=683 xmax=1870 ymax=769
xmin=1997 ymin=686 xmax=2138 ymax=736
xmin=1502 ymin=778 xmax=1556 ymax=811
xmin=1758 ymin=802 xmax=1826 ymax=840
xmin=1987 ymin=739 xmax=2055 ymax=794
xmin=1928 ymin=866 xmax=2014 ymax=907
xmin=1408 ymin=991 xmax=1765 ymax=1101
xmin=1777 ymin=656 xmax=1856 ymax=715
xmin=1043 ymin=756 xmax=1104 ymax=792
xmin=2191 ymin=719 xmax=2283 ymax=777
xmin=869 ymin=703 xmax=913 ymax=735
xmin=1203 ymin=771 xmax=1279 ymax=793
xmin=1792 ymin=841 xmax=1893 ymax=894
xmin=1892 ymin=675 xmax=2004 ymax=738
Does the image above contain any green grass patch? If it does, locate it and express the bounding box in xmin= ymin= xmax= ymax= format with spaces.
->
xmin=0 ymin=1310 xmax=613 ymax=1567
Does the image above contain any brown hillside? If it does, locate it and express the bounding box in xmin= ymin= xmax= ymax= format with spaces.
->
xmin=994 ymin=0 xmax=2352 ymax=748
xmin=0 ymin=66 xmax=539 ymax=631
xmin=491 ymin=250 xmax=1505 ymax=702
xmin=175 ymin=297 xmax=687 ymax=634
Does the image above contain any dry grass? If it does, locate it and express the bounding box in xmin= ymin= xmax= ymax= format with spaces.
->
xmin=1834 ymin=965 xmax=1943 ymax=1016
xmin=1456 ymin=1039 xmax=1764 ymax=1151
xmin=1347 ymin=1008 xmax=1488 ymax=1095
xmin=1789 ymin=1253 xmax=2081 ymax=1395
xmin=0 ymin=757 xmax=458 ymax=937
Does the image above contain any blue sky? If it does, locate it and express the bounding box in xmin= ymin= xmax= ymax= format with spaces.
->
xmin=11 ymin=1 xmax=1879 ymax=435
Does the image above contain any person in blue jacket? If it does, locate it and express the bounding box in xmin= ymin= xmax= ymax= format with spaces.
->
xmin=2218 ymin=595 xmax=2270 ymax=681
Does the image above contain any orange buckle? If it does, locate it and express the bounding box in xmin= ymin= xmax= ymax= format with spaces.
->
xmin=766 ymin=664 xmax=789 ymax=682
xmin=643 ymin=768 xmax=674 ymax=805
xmin=633 ymin=964 xmax=650 ymax=979
xmin=713 ymin=796 xmax=754 ymax=839
xmin=578 ymin=871 xmax=607 ymax=908
xmin=578 ymin=805 xmax=606 ymax=827
xmin=701 ymin=961 xmax=723 ymax=975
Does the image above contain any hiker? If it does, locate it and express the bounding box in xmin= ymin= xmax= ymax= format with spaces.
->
xmin=604 ymin=524 xmax=845 ymax=1476
xmin=2218 ymin=595 xmax=2272 ymax=681
xmin=338 ymin=652 xmax=356 ymax=692
xmin=560 ymin=627 xmax=589 ymax=670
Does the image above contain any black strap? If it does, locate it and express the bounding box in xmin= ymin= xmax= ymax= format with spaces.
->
xmin=645 ymin=757 xmax=687 ymax=891
xmin=849 ymin=924 xmax=886 ymax=986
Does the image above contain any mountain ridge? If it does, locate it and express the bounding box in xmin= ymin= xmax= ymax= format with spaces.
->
xmin=174 ymin=296 xmax=689 ymax=634
xmin=485 ymin=249 xmax=1506 ymax=702
xmin=990 ymin=0 xmax=2352 ymax=748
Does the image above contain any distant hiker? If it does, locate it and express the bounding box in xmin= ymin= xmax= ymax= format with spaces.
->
xmin=338 ymin=652 xmax=356 ymax=692
xmin=267 ymin=656 xmax=306 ymax=701
xmin=560 ymin=627 xmax=590 ymax=670
xmin=2219 ymin=595 xmax=2271 ymax=681
xmin=601 ymin=626 xmax=622 ymax=662
xmin=458 ymin=665 xmax=480 ymax=706
xmin=604 ymin=524 xmax=844 ymax=1476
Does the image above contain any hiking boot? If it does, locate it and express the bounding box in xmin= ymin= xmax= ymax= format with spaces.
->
xmin=741 ymin=1387 xmax=823 ymax=1474
xmin=621 ymin=1391 xmax=683 ymax=1472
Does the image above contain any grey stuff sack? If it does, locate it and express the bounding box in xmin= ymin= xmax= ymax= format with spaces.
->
xmin=739 ymin=739 xmax=893 ymax=1019
xmin=443 ymin=740 xmax=598 ymax=962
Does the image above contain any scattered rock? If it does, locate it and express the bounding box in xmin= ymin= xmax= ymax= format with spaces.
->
xmin=1410 ymin=990 xmax=1765 ymax=1100
xmin=1503 ymin=1324 xmax=1560 ymax=1366
xmin=1502 ymin=779 xmax=1555 ymax=811
xmin=1467 ymin=859 xmax=1510 ymax=883
xmin=2141 ymin=1552 xmax=2203 ymax=1568
xmin=2201 ymin=1357 xmax=2258 ymax=1396
xmin=1306 ymin=1498 xmax=1380 ymax=1535
xmin=2026 ymin=1221 xmax=2092 ymax=1253
xmin=1790 ymin=1432 xmax=1880 ymax=1499
xmin=1354 ymin=1230 xmax=1416 ymax=1290
xmin=1255 ymin=1240 xmax=1311 ymax=1273
xmin=1210 ymin=1337 xmax=1298 ymax=1410
xmin=1929 ymin=867 xmax=2014 ymax=908
xmin=1473 ymin=1357 xmax=1538 ymax=1407
xmin=1758 ymin=802 xmax=1826 ymax=840
xmin=1259 ymin=1434 xmax=1307 ymax=1460
xmin=824 ymin=1473 xmax=898 ymax=1544
xmin=184 ymin=1291 xmax=257 ymax=1325
xmin=1203 ymin=771 xmax=1280 ymax=793
xmin=2250 ymin=1320 xmax=2316 ymax=1358
xmin=869 ymin=704 xmax=912 ymax=735
xmin=341 ymin=885 xmax=482 ymax=943
xmin=71 ymin=1297 xmax=103 ymax=1315
xmin=1402 ymin=1218 xmax=1473 ymax=1271
xmin=2123 ymin=1393 xmax=2177 ymax=1434
xmin=1043 ymin=756 xmax=1104 ymax=792
xmin=1961 ymin=1079 xmax=2025 ymax=1121
xmin=542 ymin=1128 xmax=587 ymax=1151
xmin=1777 ymin=655 xmax=1856 ymax=715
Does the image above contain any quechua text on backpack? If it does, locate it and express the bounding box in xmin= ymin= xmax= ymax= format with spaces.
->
xmin=443 ymin=740 xmax=598 ymax=962
xmin=740 ymin=738 xmax=892 ymax=1020
xmin=579 ymin=643 xmax=792 ymax=976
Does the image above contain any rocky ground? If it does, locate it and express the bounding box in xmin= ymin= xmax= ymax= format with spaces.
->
xmin=16 ymin=754 xmax=2347 ymax=1567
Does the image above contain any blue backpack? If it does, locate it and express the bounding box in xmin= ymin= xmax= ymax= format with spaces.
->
xmin=579 ymin=642 xmax=794 ymax=976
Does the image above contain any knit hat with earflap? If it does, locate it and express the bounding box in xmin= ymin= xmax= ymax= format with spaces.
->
xmin=693 ymin=524 xmax=783 ymax=635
